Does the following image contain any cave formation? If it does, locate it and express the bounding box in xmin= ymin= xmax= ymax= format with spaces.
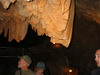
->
xmin=0 ymin=0 xmax=100 ymax=75
xmin=0 ymin=0 xmax=75 ymax=48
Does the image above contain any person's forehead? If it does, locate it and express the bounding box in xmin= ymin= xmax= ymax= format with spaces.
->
xmin=20 ymin=59 xmax=26 ymax=62
xmin=96 ymin=50 xmax=100 ymax=55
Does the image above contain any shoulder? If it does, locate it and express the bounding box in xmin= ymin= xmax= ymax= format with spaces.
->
xmin=15 ymin=70 xmax=20 ymax=75
xmin=27 ymin=69 xmax=35 ymax=75
xmin=28 ymin=69 xmax=34 ymax=73
xmin=15 ymin=69 xmax=20 ymax=73
xmin=91 ymin=68 xmax=100 ymax=75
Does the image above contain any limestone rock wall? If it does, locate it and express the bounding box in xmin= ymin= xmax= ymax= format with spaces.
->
xmin=76 ymin=0 xmax=100 ymax=24
xmin=0 ymin=0 xmax=74 ymax=48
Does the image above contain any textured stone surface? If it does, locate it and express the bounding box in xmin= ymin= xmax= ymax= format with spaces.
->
xmin=0 ymin=0 xmax=74 ymax=48
xmin=76 ymin=0 xmax=100 ymax=24
xmin=0 ymin=0 xmax=99 ymax=48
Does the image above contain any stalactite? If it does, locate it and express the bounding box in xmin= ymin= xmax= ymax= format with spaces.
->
xmin=0 ymin=0 xmax=75 ymax=48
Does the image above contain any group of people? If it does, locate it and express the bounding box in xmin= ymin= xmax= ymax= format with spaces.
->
xmin=14 ymin=49 xmax=100 ymax=75
xmin=15 ymin=55 xmax=45 ymax=75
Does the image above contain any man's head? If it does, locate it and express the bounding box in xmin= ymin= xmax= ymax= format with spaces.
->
xmin=35 ymin=62 xmax=45 ymax=73
xmin=36 ymin=62 xmax=45 ymax=70
xmin=18 ymin=55 xmax=32 ymax=68
xmin=95 ymin=49 xmax=100 ymax=67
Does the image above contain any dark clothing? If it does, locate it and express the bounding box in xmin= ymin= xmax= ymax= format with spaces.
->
xmin=91 ymin=67 xmax=100 ymax=75
xmin=15 ymin=69 xmax=35 ymax=75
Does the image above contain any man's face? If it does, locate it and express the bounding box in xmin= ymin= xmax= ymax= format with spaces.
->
xmin=18 ymin=59 xmax=27 ymax=68
xmin=95 ymin=50 xmax=100 ymax=67
xmin=36 ymin=68 xmax=44 ymax=73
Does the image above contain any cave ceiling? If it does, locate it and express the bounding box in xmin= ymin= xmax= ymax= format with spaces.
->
xmin=0 ymin=0 xmax=100 ymax=48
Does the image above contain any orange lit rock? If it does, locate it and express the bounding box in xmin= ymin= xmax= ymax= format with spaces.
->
xmin=53 ymin=43 xmax=61 ymax=48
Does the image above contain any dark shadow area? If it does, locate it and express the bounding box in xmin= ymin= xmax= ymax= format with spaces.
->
xmin=0 ymin=25 xmax=50 ymax=48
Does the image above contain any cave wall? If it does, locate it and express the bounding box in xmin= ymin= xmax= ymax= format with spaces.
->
xmin=67 ymin=14 xmax=100 ymax=75
xmin=0 ymin=0 xmax=100 ymax=75
xmin=76 ymin=0 xmax=100 ymax=24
